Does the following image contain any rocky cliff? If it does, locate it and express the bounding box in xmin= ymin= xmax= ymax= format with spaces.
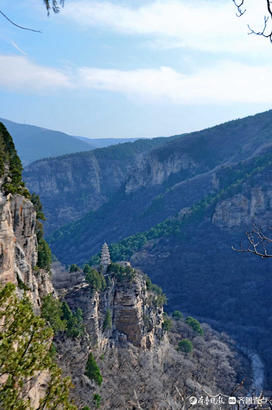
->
xmin=0 ymin=123 xmax=73 ymax=409
xmin=52 ymin=262 xmax=250 ymax=409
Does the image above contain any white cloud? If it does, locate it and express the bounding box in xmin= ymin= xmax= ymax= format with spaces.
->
xmin=0 ymin=55 xmax=72 ymax=92
xmin=78 ymin=63 xmax=272 ymax=104
xmin=1 ymin=54 xmax=272 ymax=106
xmin=63 ymin=0 xmax=270 ymax=54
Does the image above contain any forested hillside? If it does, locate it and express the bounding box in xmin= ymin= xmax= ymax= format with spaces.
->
xmin=24 ymin=110 xmax=272 ymax=389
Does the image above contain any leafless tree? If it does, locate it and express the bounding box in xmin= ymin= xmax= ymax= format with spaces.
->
xmin=233 ymin=0 xmax=272 ymax=42
xmin=0 ymin=0 xmax=64 ymax=32
xmin=232 ymin=225 xmax=272 ymax=258
xmin=43 ymin=0 xmax=65 ymax=15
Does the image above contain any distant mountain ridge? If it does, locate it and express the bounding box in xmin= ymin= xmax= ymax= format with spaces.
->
xmin=0 ymin=118 xmax=141 ymax=165
xmin=23 ymin=108 xmax=272 ymax=389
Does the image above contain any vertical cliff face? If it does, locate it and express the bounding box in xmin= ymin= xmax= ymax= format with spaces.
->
xmin=0 ymin=123 xmax=54 ymax=310
xmin=0 ymin=123 xmax=62 ymax=408
xmin=52 ymin=262 xmax=250 ymax=409
xmin=62 ymin=266 xmax=164 ymax=351
xmin=0 ymin=193 xmax=54 ymax=310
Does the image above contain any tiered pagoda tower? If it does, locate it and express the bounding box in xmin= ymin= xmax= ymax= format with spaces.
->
xmin=100 ymin=242 xmax=111 ymax=273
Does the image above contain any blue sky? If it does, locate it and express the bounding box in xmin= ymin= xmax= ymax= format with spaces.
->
xmin=1 ymin=0 xmax=272 ymax=138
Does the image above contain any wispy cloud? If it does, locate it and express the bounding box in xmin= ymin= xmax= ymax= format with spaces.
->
xmin=62 ymin=0 xmax=269 ymax=53
xmin=10 ymin=41 xmax=27 ymax=56
xmin=1 ymin=54 xmax=272 ymax=105
xmin=78 ymin=63 xmax=272 ymax=104
xmin=0 ymin=55 xmax=72 ymax=92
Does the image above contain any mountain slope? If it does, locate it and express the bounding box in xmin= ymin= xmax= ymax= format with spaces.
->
xmin=24 ymin=137 xmax=171 ymax=232
xmin=42 ymin=109 xmax=272 ymax=263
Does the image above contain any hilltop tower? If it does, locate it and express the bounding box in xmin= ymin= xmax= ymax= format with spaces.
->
xmin=100 ymin=242 xmax=111 ymax=273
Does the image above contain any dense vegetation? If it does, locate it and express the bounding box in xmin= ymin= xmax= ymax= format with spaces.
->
xmin=0 ymin=283 xmax=75 ymax=409
xmin=0 ymin=123 xmax=29 ymax=197
xmin=88 ymin=149 xmax=272 ymax=264
xmin=84 ymin=265 xmax=106 ymax=292
xmin=41 ymin=293 xmax=84 ymax=339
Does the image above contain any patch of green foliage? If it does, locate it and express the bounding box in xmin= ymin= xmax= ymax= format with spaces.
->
xmin=37 ymin=238 xmax=52 ymax=270
xmin=0 ymin=283 xmax=75 ymax=409
xmin=31 ymin=193 xmax=52 ymax=271
xmin=41 ymin=294 xmax=83 ymax=338
xmin=41 ymin=294 xmax=67 ymax=333
xmin=109 ymin=262 xmax=136 ymax=282
xmin=84 ymin=264 xmax=106 ymax=291
xmin=61 ymin=302 xmax=84 ymax=338
xmin=93 ymin=393 xmax=101 ymax=409
xmin=0 ymin=123 xmax=30 ymax=198
xmin=145 ymin=276 xmax=167 ymax=307
xmin=103 ymin=309 xmax=112 ymax=332
xmin=85 ymin=352 xmax=103 ymax=386
xmin=16 ymin=273 xmax=30 ymax=291
xmin=185 ymin=316 xmax=204 ymax=336
xmin=172 ymin=310 xmax=183 ymax=320
xmin=162 ymin=314 xmax=172 ymax=331
xmin=178 ymin=339 xmax=193 ymax=353
xmin=69 ymin=263 xmax=80 ymax=272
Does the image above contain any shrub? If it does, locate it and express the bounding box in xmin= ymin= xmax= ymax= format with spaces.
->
xmin=178 ymin=339 xmax=193 ymax=353
xmin=85 ymin=353 xmax=103 ymax=386
xmin=61 ymin=302 xmax=84 ymax=338
xmin=69 ymin=264 xmax=80 ymax=273
xmin=162 ymin=315 xmax=172 ymax=331
xmin=41 ymin=294 xmax=66 ymax=333
xmin=85 ymin=267 xmax=106 ymax=291
xmin=109 ymin=263 xmax=135 ymax=282
xmin=185 ymin=316 xmax=204 ymax=336
xmin=37 ymin=238 xmax=52 ymax=270
xmin=172 ymin=310 xmax=183 ymax=320
xmin=93 ymin=394 xmax=101 ymax=409
xmin=0 ymin=283 xmax=75 ymax=409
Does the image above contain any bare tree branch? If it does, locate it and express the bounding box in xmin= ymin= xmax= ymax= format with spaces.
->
xmin=44 ymin=0 xmax=65 ymax=15
xmin=233 ymin=0 xmax=272 ymax=42
xmin=233 ymin=0 xmax=246 ymax=17
xmin=232 ymin=225 xmax=272 ymax=258
xmin=0 ymin=10 xmax=41 ymax=33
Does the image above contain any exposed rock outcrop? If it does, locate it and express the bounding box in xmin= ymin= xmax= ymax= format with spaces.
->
xmin=0 ymin=193 xmax=54 ymax=311
xmin=53 ymin=263 xmax=250 ymax=409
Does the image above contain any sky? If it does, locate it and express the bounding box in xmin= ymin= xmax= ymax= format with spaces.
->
xmin=1 ymin=0 xmax=272 ymax=138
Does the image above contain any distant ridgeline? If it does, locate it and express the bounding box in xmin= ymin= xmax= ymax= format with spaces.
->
xmin=89 ymin=149 xmax=272 ymax=264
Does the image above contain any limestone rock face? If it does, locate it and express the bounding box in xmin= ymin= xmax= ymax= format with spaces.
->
xmin=125 ymin=152 xmax=196 ymax=193
xmin=0 ymin=193 xmax=54 ymax=311
xmin=64 ymin=268 xmax=164 ymax=351
xmin=57 ymin=266 xmax=249 ymax=409
xmin=212 ymin=186 xmax=272 ymax=229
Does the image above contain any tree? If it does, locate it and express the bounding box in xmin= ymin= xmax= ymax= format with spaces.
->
xmin=233 ymin=225 xmax=272 ymax=258
xmin=185 ymin=316 xmax=204 ymax=336
xmin=44 ymin=0 xmax=65 ymax=14
xmin=172 ymin=310 xmax=183 ymax=320
xmin=233 ymin=0 xmax=272 ymax=42
xmin=0 ymin=283 xmax=75 ymax=409
xmin=61 ymin=302 xmax=84 ymax=338
xmin=41 ymin=294 xmax=67 ymax=333
xmin=85 ymin=353 xmax=103 ymax=386
xmin=178 ymin=339 xmax=193 ymax=354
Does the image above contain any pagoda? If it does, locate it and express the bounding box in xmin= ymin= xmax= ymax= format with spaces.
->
xmin=100 ymin=242 xmax=111 ymax=273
